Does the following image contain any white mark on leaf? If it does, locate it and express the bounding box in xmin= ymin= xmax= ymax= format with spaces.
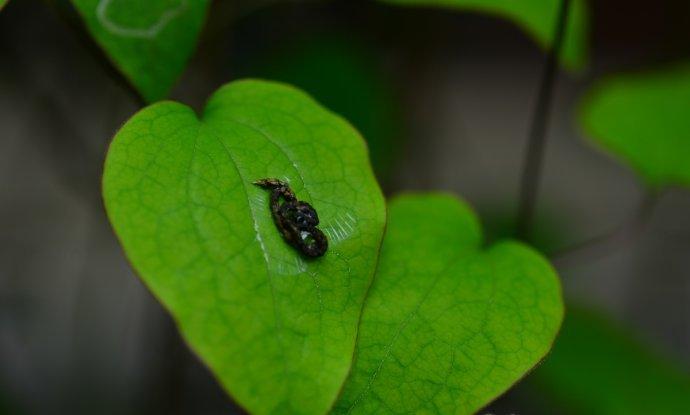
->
xmin=96 ymin=0 xmax=187 ymax=39
xmin=322 ymin=211 xmax=357 ymax=245
xmin=270 ymin=255 xmax=307 ymax=276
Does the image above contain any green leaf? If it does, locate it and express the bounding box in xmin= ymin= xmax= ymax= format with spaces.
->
xmin=580 ymin=63 xmax=690 ymax=189
xmin=532 ymin=305 xmax=690 ymax=414
xmin=334 ymin=193 xmax=564 ymax=414
xmin=0 ymin=0 xmax=8 ymax=11
xmin=102 ymin=80 xmax=386 ymax=414
xmin=379 ymin=0 xmax=588 ymax=70
xmin=243 ymin=36 xmax=403 ymax=180
xmin=70 ymin=0 xmax=211 ymax=102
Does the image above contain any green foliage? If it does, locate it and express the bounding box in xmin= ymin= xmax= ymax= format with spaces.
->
xmin=580 ymin=63 xmax=690 ymax=189
xmin=70 ymin=0 xmax=210 ymax=102
xmin=244 ymin=36 xmax=402 ymax=179
xmin=533 ymin=305 xmax=690 ymax=414
xmin=102 ymin=80 xmax=386 ymax=415
xmin=379 ymin=0 xmax=588 ymax=70
xmin=0 ymin=0 xmax=8 ymax=11
xmin=334 ymin=194 xmax=564 ymax=414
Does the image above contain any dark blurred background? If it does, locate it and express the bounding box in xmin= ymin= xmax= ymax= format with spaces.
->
xmin=1 ymin=0 xmax=689 ymax=414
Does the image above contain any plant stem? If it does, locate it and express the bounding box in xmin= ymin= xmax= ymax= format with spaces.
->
xmin=515 ymin=0 xmax=571 ymax=241
xmin=550 ymin=190 xmax=660 ymax=267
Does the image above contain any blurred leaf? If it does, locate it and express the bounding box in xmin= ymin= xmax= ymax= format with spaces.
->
xmin=580 ymin=63 xmax=690 ymax=189
xmin=70 ymin=0 xmax=211 ymax=102
xmin=245 ymin=36 xmax=402 ymax=179
xmin=102 ymin=80 xmax=386 ymax=414
xmin=532 ymin=305 xmax=690 ymax=414
xmin=334 ymin=193 xmax=564 ymax=414
xmin=0 ymin=0 xmax=8 ymax=11
xmin=379 ymin=0 xmax=588 ymax=70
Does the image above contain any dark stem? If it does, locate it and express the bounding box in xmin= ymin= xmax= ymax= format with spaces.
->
xmin=515 ymin=0 xmax=571 ymax=241
xmin=550 ymin=190 xmax=660 ymax=267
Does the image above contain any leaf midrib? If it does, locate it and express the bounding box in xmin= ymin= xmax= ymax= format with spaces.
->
xmin=201 ymin=123 xmax=292 ymax=409
xmin=344 ymin=247 xmax=484 ymax=413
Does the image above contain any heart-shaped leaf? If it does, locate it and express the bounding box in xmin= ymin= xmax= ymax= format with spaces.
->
xmin=379 ymin=0 xmax=588 ymax=70
xmin=71 ymin=0 xmax=211 ymax=102
xmin=580 ymin=63 xmax=690 ymax=189
xmin=333 ymin=193 xmax=564 ymax=414
xmin=532 ymin=305 xmax=690 ymax=414
xmin=102 ymin=80 xmax=386 ymax=414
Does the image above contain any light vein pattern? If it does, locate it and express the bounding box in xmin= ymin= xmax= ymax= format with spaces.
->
xmin=333 ymin=194 xmax=563 ymax=415
xmin=102 ymin=80 xmax=386 ymax=415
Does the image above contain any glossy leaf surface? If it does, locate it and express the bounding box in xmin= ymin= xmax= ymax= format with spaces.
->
xmin=102 ymin=80 xmax=386 ymax=414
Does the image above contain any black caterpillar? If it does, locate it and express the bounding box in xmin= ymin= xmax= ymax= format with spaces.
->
xmin=253 ymin=178 xmax=328 ymax=258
